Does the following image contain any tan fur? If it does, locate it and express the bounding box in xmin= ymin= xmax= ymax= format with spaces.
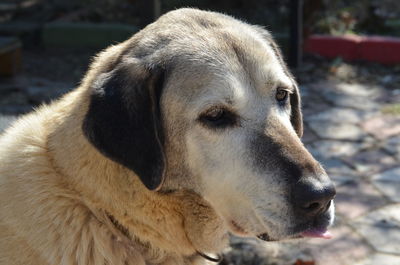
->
xmin=0 ymin=9 xmax=235 ymax=263
xmin=0 ymin=8 xmax=334 ymax=265
xmin=0 ymin=67 xmax=228 ymax=264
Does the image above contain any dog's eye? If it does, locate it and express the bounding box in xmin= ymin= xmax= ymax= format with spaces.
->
xmin=199 ymin=108 xmax=237 ymax=128
xmin=276 ymin=88 xmax=289 ymax=103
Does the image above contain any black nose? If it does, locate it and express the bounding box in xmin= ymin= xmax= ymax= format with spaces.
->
xmin=293 ymin=178 xmax=336 ymax=216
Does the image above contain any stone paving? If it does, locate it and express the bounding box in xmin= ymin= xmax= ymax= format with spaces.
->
xmin=1 ymin=57 xmax=400 ymax=265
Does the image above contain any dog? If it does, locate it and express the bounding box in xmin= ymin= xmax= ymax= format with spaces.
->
xmin=0 ymin=8 xmax=335 ymax=265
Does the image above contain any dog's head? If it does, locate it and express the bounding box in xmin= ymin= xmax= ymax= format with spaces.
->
xmin=83 ymin=8 xmax=335 ymax=242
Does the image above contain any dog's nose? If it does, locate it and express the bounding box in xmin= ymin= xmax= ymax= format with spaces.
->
xmin=293 ymin=178 xmax=336 ymax=216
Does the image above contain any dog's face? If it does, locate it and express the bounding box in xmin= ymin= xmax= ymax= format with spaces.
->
xmin=83 ymin=9 xmax=335 ymax=242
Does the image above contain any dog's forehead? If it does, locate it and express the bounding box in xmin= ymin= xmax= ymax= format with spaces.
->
xmin=163 ymin=34 xmax=292 ymax=114
xmin=150 ymin=10 xmax=294 ymax=118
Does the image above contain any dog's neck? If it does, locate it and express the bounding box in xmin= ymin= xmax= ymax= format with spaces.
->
xmin=45 ymin=89 xmax=229 ymax=263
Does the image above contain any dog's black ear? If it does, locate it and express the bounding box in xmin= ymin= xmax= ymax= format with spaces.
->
xmin=82 ymin=64 xmax=165 ymax=190
xmin=290 ymin=85 xmax=303 ymax=138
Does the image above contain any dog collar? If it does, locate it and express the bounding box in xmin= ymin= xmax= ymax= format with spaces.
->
xmin=196 ymin=251 xmax=222 ymax=263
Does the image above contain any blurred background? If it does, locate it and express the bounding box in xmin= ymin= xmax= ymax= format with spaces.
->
xmin=1 ymin=0 xmax=400 ymax=264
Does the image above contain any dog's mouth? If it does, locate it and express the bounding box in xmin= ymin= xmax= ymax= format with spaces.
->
xmin=256 ymin=207 xmax=335 ymax=242
xmin=256 ymin=233 xmax=272 ymax=241
xmin=256 ymin=219 xmax=333 ymax=241
xmin=226 ymin=200 xmax=335 ymax=242
xmin=228 ymin=214 xmax=334 ymax=242
xmin=256 ymin=225 xmax=332 ymax=242
xmin=299 ymin=227 xmax=332 ymax=239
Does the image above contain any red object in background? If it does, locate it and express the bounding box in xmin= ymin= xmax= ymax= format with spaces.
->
xmin=358 ymin=36 xmax=400 ymax=64
xmin=304 ymin=34 xmax=362 ymax=60
xmin=293 ymin=259 xmax=316 ymax=265
xmin=304 ymin=34 xmax=400 ymax=64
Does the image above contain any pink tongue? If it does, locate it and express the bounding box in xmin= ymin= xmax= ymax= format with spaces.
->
xmin=301 ymin=228 xmax=332 ymax=239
